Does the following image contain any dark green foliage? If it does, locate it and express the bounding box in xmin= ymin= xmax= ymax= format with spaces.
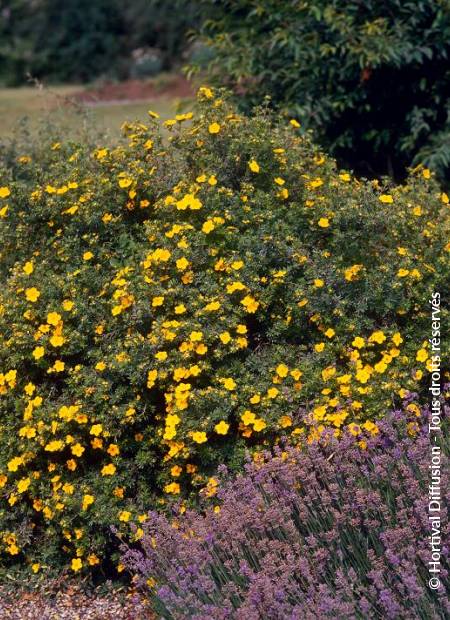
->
xmin=0 ymin=0 xmax=198 ymax=84
xmin=194 ymin=0 xmax=450 ymax=182
xmin=122 ymin=0 xmax=199 ymax=70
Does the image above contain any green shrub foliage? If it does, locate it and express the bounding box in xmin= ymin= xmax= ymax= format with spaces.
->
xmin=0 ymin=90 xmax=448 ymax=574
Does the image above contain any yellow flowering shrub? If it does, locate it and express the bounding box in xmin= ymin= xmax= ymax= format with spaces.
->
xmin=0 ymin=88 xmax=449 ymax=575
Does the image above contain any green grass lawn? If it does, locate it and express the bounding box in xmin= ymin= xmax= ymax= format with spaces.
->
xmin=0 ymin=84 xmax=187 ymax=140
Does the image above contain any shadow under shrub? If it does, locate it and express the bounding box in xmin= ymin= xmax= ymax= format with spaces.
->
xmin=123 ymin=401 xmax=449 ymax=619
xmin=0 ymin=88 xmax=449 ymax=575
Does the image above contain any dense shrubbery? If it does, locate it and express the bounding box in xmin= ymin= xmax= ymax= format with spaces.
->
xmin=0 ymin=89 xmax=449 ymax=575
xmin=195 ymin=0 xmax=450 ymax=182
xmin=0 ymin=0 xmax=198 ymax=84
xmin=123 ymin=402 xmax=450 ymax=619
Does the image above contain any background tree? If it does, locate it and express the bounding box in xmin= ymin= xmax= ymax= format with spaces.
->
xmin=194 ymin=0 xmax=450 ymax=182
xmin=0 ymin=0 xmax=198 ymax=84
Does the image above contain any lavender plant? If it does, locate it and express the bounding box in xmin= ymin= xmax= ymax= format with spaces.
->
xmin=123 ymin=400 xmax=449 ymax=619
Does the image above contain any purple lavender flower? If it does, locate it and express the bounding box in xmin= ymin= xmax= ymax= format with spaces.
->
xmin=122 ymin=400 xmax=449 ymax=619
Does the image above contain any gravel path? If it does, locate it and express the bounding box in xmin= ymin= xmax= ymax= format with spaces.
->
xmin=0 ymin=584 xmax=153 ymax=619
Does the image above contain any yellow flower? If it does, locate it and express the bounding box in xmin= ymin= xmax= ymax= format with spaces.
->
xmin=249 ymin=159 xmax=260 ymax=173
xmin=119 ymin=510 xmax=131 ymax=522
xmin=95 ymin=361 xmax=106 ymax=371
xmin=23 ymin=261 xmax=34 ymax=275
xmin=118 ymin=178 xmax=133 ymax=189
xmin=222 ymin=377 xmax=236 ymax=391
xmin=45 ymin=440 xmax=64 ymax=452
xmin=164 ymin=482 xmax=181 ymax=494
xmin=362 ymin=420 xmax=378 ymax=435
xmin=208 ymin=122 xmax=221 ymax=134
xmin=289 ymin=119 xmax=300 ymax=128
xmin=83 ymin=251 xmax=93 ymax=261
xmin=352 ymin=336 xmax=365 ymax=349
xmin=318 ymin=217 xmax=329 ymax=228
xmin=176 ymin=193 xmax=202 ymax=210
xmin=0 ymin=186 xmax=11 ymax=198
xmin=253 ymin=418 xmax=267 ymax=432
xmin=25 ymin=287 xmax=40 ymax=302
xmin=374 ymin=361 xmax=387 ymax=374
xmin=205 ymin=300 xmax=221 ymax=311
xmin=379 ymin=194 xmax=393 ymax=203
xmin=214 ymin=420 xmax=229 ymax=435
xmin=50 ymin=334 xmax=65 ymax=347
xmin=71 ymin=558 xmax=83 ymax=572
xmin=240 ymin=295 xmax=259 ymax=313
xmin=369 ymin=330 xmax=386 ymax=344
xmin=7 ymin=543 xmax=20 ymax=555
xmin=324 ymin=328 xmax=335 ymax=339
xmin=8 ymin=457 xmax=23 ymax=472
xmin=71 ymin=443 xmax=85 ymax=457
xmin=308 ymin=178 xmax=323 ymax=189
xmin=344 ymin=264 xmax=363 ymax=281
xmin=107 ymin=444 xmax=120 ymax=456
xmin=62 ymin=299 xmax=74 ymax=311
xmin=241 ymin=410 xmax=256 ymax=425
xmin=355 ymin=367 xmax=371 ymax=384
xmin=276 ymin=363 xmax=289 ymax=378
xmin=17 ymin=477 xmax=31 ymax=493
xmin=82 ymin=494 xmax=95 ymax=510
xmin=176 ymin=257 xmax=189 ymax=271
xmin=397 ymin=268 xmax=409 ymax=277
xmin=147 ymin=369 xmax=158 ymax=388
xmin=152 ymin=296 xmax=164 ymax=307
xmin=52 ymin=360 xmax=65 ymax=372
xmin=90 ymin=424 xmax=103 ymax=436
xmin=192 ymin=431 xmax=207 ymax=444
xmin=32 ymin=346 xmax=45 ymax=360
xmin=47 ymin=312 xmax=62 ymax=326
xmin=314 ymin=278 xmax=324 ymax=288
xmin=31 ymin=563 xmax=40 ymax=573
xmin=171 ymin=465 xmax=182 ymax=477
xmin=175 ymin=304 xmax=186 ymax=314
xmin=416 ymin=349 xmax=428 ymax=362
xmin=279 ymin=415 xmax=292 ymax=428
xmin=190 ymin=331 xmax=203 ymax=342
xmin=322 ymin=366 xmax=336 ymax=381
xmin=392 ymin=332 xmax=403 ymax=346
xmin=219 ymin=331 xmax=231 ymax=344
xmin=101 ymin=463 xmax=117 ymax=476
xmin=315 ymin=342 xmax=325 ymax=352
xmin=202 ymin=220 xmax=215 ymax=233
xmin=227 ymin=281 xmax=246 ymax=293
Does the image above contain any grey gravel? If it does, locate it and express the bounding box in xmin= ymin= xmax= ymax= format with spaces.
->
xmin=0 ymin=584 xmax=153 ymax=619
